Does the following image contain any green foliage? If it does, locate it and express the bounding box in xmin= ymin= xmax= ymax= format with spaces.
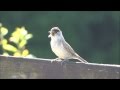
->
xmin=0 ymin=23 xmax=34 ymax=57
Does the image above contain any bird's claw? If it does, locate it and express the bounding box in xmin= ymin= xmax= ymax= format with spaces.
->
xmin=51 ymin=58 xmax=62 ymax=63
xmin=51 ymin=58 xmax=69 ymax=66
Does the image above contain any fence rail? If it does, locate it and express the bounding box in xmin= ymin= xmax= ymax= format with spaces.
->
xmin=0 ymin=55 xmax=120 ymax=79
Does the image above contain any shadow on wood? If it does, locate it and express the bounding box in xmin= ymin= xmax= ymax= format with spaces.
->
xmin=0 ymin=55 xmax=120 ymax=79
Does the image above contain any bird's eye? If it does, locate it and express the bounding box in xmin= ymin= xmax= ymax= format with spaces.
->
xmin=54 ymin=29 xmax=59 ymax=33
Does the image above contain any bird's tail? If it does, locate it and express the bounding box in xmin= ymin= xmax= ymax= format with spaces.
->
xmin=77 ymin=56 xmax=88 ymax=63
xmin=74 ymin=54 xmax=88 ymax=63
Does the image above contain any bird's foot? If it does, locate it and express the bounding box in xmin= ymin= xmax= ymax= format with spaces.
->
xmin=51 ymin=58 xmax=69 ymax=66
xmin=51 ymin=58 xmax=62 ymax=63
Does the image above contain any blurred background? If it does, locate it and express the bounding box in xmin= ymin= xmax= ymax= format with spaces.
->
xmin=0 ymin=11 xmax=119 ymax=64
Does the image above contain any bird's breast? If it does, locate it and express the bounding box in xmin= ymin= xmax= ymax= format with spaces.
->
xmin=50 ymin=39 xmax=67 ymax=59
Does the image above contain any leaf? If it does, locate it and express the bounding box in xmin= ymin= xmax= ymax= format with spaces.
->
xmin=14 ymin=52 xmax=21 ymax=56
xmin=0 ymin=27 xmax=8 ymax=36
xmin=1 ymin=39 xmax=7 ymax=45
xmin=3 ymin=52 xmax=9 ymax=56
xmin=22 ymin=49 xmax=29 ymax=56
xmin=11 ymin=28 xmax=21 ymax=38
xmin=19 ymin=40 xmax=27 ymax=48
xmin=25 ymin=34 xmax=33 ymax=40
xmin=12 ymin=27 xmax=28 ymax=40
xmin=9 ymin=37 xmax=19 ymax=44
xmin=21 ymin=27 xmax=28 ymax=36
xmin=3 ymin=44 xmax=17 ymax=52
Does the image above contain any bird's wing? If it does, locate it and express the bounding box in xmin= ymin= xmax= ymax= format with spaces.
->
xmin=62 ymin=40 xmax=88 ymax=63
xmin=62 ymin=40 xmax=78 ymax=57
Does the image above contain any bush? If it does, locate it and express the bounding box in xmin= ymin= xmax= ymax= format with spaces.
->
xmin=0 ymin=23 xmax=35 ymax=58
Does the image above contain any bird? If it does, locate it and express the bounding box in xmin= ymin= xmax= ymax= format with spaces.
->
xmin=48 ymin=27 xmax=88 ymax=63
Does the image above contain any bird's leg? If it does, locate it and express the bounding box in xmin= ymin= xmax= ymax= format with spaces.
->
xmin=51 ymin=58 xmax=69 ymax=65
xmin=51 ymin=58 xmax=62 ymax=63
xmin=55 ymin=58 xmax=63 ymax=61
xmin=51 ymin=58 xmax=56 ymax=63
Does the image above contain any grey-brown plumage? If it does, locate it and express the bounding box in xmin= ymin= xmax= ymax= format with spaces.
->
xmin=48 ymin=27 xmax=88 ymax=63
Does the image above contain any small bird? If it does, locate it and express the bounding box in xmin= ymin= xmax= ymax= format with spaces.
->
xmin=48 ymin=27 xmax=88 ymax=63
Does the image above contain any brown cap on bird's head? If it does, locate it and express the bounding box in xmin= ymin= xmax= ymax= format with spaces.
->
xmin=48 ymin=27 xmax=61 ymax=38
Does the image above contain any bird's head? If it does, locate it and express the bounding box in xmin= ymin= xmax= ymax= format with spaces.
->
xmin=48 ymin=27 xmax=62 ymax=38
